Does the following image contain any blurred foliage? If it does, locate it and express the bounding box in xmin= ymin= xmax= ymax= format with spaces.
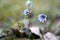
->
xmin=0 ymin=0 xmax=60 ymax=22
xmin=0 ymin=0 xmax=60 ymax=32
xmin=18 ymin=21 xmax=24 ymax=29
xmin=0 ymin=0 xmax=60 ymax=40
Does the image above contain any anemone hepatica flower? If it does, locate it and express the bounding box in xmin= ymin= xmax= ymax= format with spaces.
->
xmin=38 ymin=14 xmax=47 ymax=23
xmin=26 ymin=0 xmax=32 ymax=9
xmin=24 ymin=9 xmax=29 ymax=15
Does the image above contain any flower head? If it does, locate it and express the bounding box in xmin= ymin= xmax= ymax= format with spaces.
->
xmin=26 ymin=0 xmax=32 ymax=9
xmin=24 ymin=9 xmax=29 ymax=15
xmin=38 ymin=14 xmax=47 ymax=23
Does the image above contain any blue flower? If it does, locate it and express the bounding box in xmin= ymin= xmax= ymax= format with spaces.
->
xmin=24 ymin=9 xmax=29 ymax=15
xmin=38 ymin=14 xmax=47 ymax=23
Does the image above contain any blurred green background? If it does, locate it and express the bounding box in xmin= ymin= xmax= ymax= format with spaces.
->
xmin=0 ymin=0 xmax=60 ymax=40
xmin=0 ymin=0 xmax=60 ymax=28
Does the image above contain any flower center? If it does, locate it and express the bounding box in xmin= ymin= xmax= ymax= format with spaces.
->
xmin=41 ymin=15 xmax=45 ymax=19
xmin=26 ymin=11 xmax=29 ymax=14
